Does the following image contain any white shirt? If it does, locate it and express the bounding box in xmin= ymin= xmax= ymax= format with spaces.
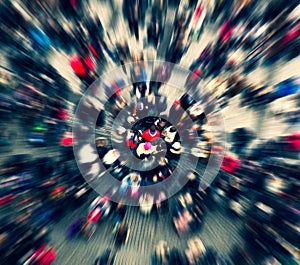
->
xmin=136 ymin=143 xmax=153 ymax=157
xmin=139 ymin=194 xmax=154 ymax=214
xmin=163 ymin=126 xmax=177 ymax=143
xmin=103 ymin=149 xmax=120 ymax=165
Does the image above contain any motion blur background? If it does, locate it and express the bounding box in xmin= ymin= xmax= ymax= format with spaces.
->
xmin=0 ymin=0 xmax=299 ymax=264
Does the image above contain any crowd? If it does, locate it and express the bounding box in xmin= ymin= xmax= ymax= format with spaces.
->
xmin=152 ymin=237 xmax=234 ymax=265
xmin=208 ymin=135 xmax=299 ymax=264
xmin=0 ymin=0 xmax=299 ymax=264
xmin=0 ymin=154 xmax=92 ymax=264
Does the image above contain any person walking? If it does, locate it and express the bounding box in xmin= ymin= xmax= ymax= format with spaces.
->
xmin=114 ymin=222 xmax=130 ymax=249
xmin=94 ymin=248 xmax=116 ymax=265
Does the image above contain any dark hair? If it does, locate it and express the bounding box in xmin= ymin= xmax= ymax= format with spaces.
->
xmin=170 ymin=127 xmax=176 ymax=133
xmin=150 ymin=125 xmax=156 ymax=132
xmin=159 ymin=115 xmax=168 ymax=122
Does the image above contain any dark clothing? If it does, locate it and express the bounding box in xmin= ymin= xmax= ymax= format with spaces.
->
xmin=169 ymin=249 xmax=188 ymax=264
xmin=123 ymin=0 xmax=139 ymax=39
xmin=114 ymin=226 xmax=128 ymax=248
xmin=95 ymin=249 xmax=115 ymax=265
xmin=97 ymin=146 xmax=110 ymax=159
xmin=147 ymin=19 xmax=162 ymax=48
xmin=115 ymin=205 xmax=127 ymax=223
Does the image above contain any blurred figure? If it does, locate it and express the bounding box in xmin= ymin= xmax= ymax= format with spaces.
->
xmin=147 ymin=10 xmax=163 ymax=49
xmin=152 ymin=240 xmax=170 ymax=264
xmin=94 ymin=248 xmax=116 ymax=265
xmin=123 ymin=0 xmax=139 ymax=40
xmin=231 ymin=128 xmax=255 ymax=156
xmin=82 ymin=207 xmax=102 ymax=240
xmin=69 ymin=52 xmax=97 ymax=86
xmin=113 ymin=221 xmax=130 ymax=249
xmin=115 ymin=41 xmax=131 ymax=74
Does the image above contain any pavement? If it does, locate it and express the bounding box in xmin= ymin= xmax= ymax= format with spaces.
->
xmin=50 ymin=190 xmax=244 ymax=265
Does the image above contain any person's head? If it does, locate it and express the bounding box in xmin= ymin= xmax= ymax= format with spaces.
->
xmin=132 ymin=52 xmax=140 ymax=62
xmin=96 ymin=137 xmax=106 ymax=147
xmin=172 ymin=142 xmax=181 ymax=152
xmin=137 ymin=83 xmax=145 ymax=91
xmin=132 ymin=174 xmax=139 ymax=182
xmin=188 ymin=172 xmax=196 ymax=180
xmin=193 ymin=68 xmax=201 ymax=78
xmin=170 ymin=127 xmax=176 ymax=133
xmin=117 ymin=126 xmax=126 ymax=135
xmin=184 ymin=192 xmax=193 ymax=204
xmin=158 ymin=156 xmax=167 ymax=165
xmin=159 ymin=191 xmax=167 ymax=200
xmin=127 ymin=116 xmax=135 ymax=124
xmin=158 ymin=118 xmax=166 ymax=127
xmin=192 ymin=124 xmax=200 ymax=131
xmin=112 ymin=149 xmax=119 ymax=156
xmin=117 ymin=201 xmax=124 ymax=209
xmin=144 ymin=142 xmax=152 ymax=150
xmin=118 ymin=221 xmax=125 ymax=231
xmin=150 ymin=125 xmax=156 ymax=133
xmin=137 ymin=101 xmax=144 ymax=110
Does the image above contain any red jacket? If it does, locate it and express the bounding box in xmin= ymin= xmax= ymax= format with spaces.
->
xmin=69 ymin=54 xmax=86 ymax=77
xmin=194 ymin=5 xmax=203 ymax=24
xmin=127 ymin=139 xmax=137 ymax=148
xmin=69 ymin=54 xmax=95 ymax=77
xmin=285 ymin=133 xmax=300 ymax=151
xmin=220 ymin=19 xmax=234 ymax=42
xmin=60 ymin=132 xmax=74 ymax=146
xmin=39 ymin=248 xmax=57 ymax=265
xmin=142 ymin=129 xmax=160 ymax=142
xmin=88 ymin=208 xmax=102 ymax=223
xmin=0 ymin=194 xmax=14 ymax=206
xmin=221 ymin=156 xmax=240 ymax=174
xmin=55 ymin=107 xmax=68 ymax=120
xmin=282 ymin=25 xmax=300 ymax=45
xmin=84 ymin=56 xmax=95 ymax=72
xmin=29 ymin=244 xmax=47 ymax=261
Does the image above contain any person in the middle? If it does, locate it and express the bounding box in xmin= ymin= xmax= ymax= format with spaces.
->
xmin=142 ymin=125 xmax=161 ymax=142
